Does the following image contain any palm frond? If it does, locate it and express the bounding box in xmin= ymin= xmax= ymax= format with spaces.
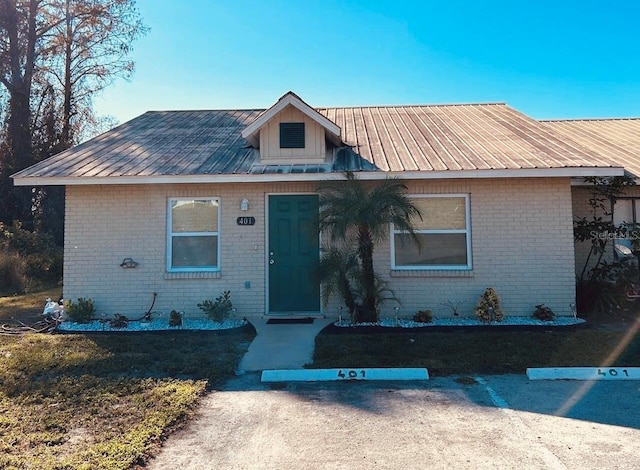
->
xmin=317 ymin=244 xmax=360 ymax=311
xmin=316 ymin=171 xmax=420 ymax=321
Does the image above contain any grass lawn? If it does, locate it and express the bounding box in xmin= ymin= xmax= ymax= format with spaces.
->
xmin=0 ymin=286 xmax=63 ymax=324
xmin=312 ymin=318 xmax=640 ymax=376
xmin=3 ymin=287 xmax=640 ymax=468
xmin=0 ymin=292 xmax=255 ymax=469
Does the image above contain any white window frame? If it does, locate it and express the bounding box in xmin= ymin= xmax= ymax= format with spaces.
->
xmin=167 ymin=197 xmax=221 ymax=272
xmin=391 ymin=194 xmax=472 ymax=270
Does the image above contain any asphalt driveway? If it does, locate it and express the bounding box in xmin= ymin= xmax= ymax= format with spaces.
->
xmin=148 ymin=374 xmax=640 ymax=469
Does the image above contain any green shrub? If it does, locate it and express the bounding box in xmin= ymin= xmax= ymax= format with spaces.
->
xmin=0 ymin=251 xmax=27 ymax=295
xmin=109 ymin=313 xmax=129 ymax=328
xmin=474 ymin=287 xmax=504 ymax=323
xmin=65 ymin=298 xmax=96 ymax=323
xmin=198 ymin=291 xmax=233 ymax=323
xmin=532 ymin=304 xmax=556 ymax=321
xmin=575 ymin=260 xmax=636 ymax=317
xmin=169 ymin=310 xmax=183 ymax=327
xmin=24 ymin=252 xmax=63 ymax=285
xmin=0 ymin=221 xmax=57 ymax=255
xmin=413 ymin=310 xmax=432 ymax=323
xmin=0 ymin=222 xmax=63 ymax=292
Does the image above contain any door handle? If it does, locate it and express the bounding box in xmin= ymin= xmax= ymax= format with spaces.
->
xmin=269 ymin=259 xmax=275 ymax=265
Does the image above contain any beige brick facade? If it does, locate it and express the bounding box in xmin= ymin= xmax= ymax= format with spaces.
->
xmin=64 ymin=177 xmax=576 ymax=319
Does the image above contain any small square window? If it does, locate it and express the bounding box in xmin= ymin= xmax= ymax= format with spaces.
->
xmin=280 ymin=122 xmax=305 ymax=148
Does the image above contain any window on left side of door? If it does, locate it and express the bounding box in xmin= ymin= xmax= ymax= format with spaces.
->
xmin=167 ymin=198 xmax=220 ymax=271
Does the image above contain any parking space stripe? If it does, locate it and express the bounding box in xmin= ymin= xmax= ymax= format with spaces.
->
xmin=475 ymin=376 xmax=509 ymax=408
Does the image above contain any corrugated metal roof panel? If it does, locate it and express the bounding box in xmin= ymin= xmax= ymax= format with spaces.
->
xmin=543 ymin=118 xmax=640 ymax=178
xmin=13 ymin=102 xmax=623 ymax=182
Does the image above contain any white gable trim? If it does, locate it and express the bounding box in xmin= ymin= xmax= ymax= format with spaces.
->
xmin=241 ymin=92 xmax=341 ymax=147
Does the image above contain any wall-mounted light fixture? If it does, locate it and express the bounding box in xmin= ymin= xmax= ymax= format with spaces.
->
xmin=240 ymin=199 xmax=250 ymax=211
xmin=120 ymin=258 xmax=139 ymax=268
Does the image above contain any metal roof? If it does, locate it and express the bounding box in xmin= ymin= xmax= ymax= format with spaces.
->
xmin=543 ymin=118 xmax=640 ymax=178
xmin=13 ymin=101 xmax=624 ymax=185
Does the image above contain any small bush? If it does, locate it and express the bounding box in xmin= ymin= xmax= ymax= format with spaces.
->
xmin=413 ymin=310 xmax=432 ymax=323
xmin=532 ymin=304 xmax=556 ymax=321
xmin=474 ymin=287 xmax=504 ymax=323
xmin=169 ymin=310 xmax=183 ymax=327
xmin=198 ymin=291 xmax=233 ymax=323
xmin=65 ymin=297 xmax=96 ymax=323
xmin=109 ymin=313 xmax=129 ymax=328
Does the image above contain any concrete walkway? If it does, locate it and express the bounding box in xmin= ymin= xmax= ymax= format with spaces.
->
xmin=238 ymin=317 xmax=334 ymax=371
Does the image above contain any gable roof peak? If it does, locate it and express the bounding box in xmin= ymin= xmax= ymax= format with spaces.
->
xmin=241 ymin=91 xmax=341 ymax=147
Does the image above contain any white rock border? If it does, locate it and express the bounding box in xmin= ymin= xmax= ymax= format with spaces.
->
xmin=56 ymin=317 xmax=249 ymax=332
xmin=334 ymin=316 xmax=585 ymax=328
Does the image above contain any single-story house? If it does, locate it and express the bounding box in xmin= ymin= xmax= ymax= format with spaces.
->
xmin=12 ymin=92 xmax=640 ymax=319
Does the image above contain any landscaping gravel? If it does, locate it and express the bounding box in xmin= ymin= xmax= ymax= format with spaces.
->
xmin=334 ymin=316 xmax=586 ymax=328
xmin=56 ymin=318 xmax=248 ymax=332
xmin=56 ymin=316 xmax=584 ymax=332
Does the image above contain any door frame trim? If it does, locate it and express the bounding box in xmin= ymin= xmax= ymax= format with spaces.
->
xmin=265 ymin=192 xmax=322 ymax=316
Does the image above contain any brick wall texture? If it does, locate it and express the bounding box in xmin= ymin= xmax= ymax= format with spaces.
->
xmin=64 ymin=177 xmax=576 ymax=319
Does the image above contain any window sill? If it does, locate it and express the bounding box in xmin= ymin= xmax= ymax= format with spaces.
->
xmin=164 ymin=271 xmax=221 ymax=280
xmin=390 ymin=269 xmax=473 ymax=278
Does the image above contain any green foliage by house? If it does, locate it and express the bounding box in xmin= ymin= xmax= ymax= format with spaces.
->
xmin=574 ymin=175 xmax=638 ymax=316
xmin=317 ymin=171 xmax=421 ymax=323
xmin=198 ymin=291 xmax=233 ymax=323
xmin=65 ymin=297 xmax=96 ymax=323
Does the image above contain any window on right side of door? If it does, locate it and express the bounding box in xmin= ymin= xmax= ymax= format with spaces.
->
xmin=392 ymin=195 xmax=471 ymax=270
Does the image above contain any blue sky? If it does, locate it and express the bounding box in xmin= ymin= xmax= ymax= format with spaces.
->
xmin=95 ymin=0 xmax=640 ymax=124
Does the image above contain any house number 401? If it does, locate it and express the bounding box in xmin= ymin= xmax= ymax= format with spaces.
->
xmin=597 ymin=368 xmax=629 ymax=377
xmin=236 ymin=216 xmax=255 ymax=226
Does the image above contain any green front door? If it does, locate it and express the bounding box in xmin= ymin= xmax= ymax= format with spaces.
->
xmin=268 ymin=195 xmax=320 ymax=313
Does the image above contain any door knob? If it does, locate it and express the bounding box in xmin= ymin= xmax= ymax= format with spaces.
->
xmin=269 ymin=259 xmax=275 ymax=265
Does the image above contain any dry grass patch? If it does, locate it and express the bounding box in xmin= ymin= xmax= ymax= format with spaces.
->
xmin=0 ymin=286 xmax=62 ymax=324
xmin=0 ymin=328 xmax=254 ymax=469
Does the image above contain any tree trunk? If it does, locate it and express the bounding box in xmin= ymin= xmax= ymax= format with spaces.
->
xmin=60 ymin=0 xmax=73 ymax=147
xmin=1 ymin=0 xmax=40 ymax=222
xmin=357 ymin=227 xmax=378 ymax=323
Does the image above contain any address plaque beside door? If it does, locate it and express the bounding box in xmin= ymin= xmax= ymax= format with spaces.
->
xmin=236 ymin=216 xmax=256 ymax=226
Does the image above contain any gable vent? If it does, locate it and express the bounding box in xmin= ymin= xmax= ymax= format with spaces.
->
xmin=280 ymin=122 xmax=305 ymax=149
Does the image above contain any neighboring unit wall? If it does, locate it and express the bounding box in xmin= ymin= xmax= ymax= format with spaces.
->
xmin=64 ymin=177 xmax=576 ymax=319
xmin=572 ymin=186 xmax=601 ymax=278
xmin=572 ymin=184 xmax=640 ymax=279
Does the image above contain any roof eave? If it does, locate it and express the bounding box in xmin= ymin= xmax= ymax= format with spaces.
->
xmin=12 ymin=166 xmax=623 ymax=187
